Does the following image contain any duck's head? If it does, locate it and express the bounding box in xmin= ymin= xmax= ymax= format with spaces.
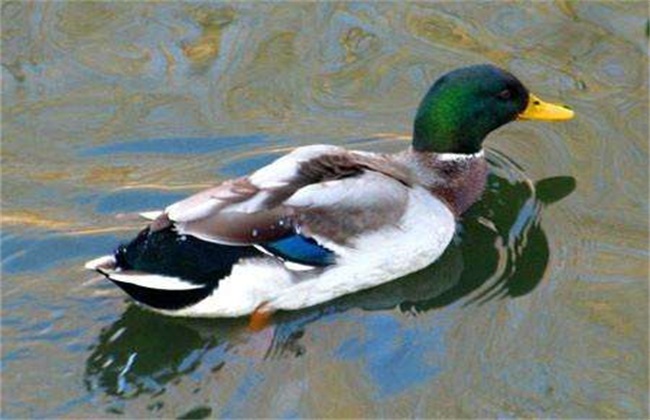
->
xmin=413 ymin=64 xmax=574 ymax=154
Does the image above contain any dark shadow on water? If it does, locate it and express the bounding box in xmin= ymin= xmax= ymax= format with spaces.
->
xmin=84 ymin=306 xmax=247 ymax=401
xmin=83 ymin=149 xmax=576 ymax=406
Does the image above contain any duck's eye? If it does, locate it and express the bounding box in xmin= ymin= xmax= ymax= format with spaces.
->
xmin=497 ymin=89 xmax=512 ymax=100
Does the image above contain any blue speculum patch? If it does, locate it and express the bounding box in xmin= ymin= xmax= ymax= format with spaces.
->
xmin=261 ymin=234 xmax=335 ymax=267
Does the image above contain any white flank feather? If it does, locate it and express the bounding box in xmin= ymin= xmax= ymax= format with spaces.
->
xmin=157 ymin=258 xmax=297 ymax=317
xmin=266 ymin=186 xmax=455 ymax=311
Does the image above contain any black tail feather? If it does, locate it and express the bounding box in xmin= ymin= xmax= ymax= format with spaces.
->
xmin=109 ymin=278 xmax=214 ymax=311
xmin=113 ymin=226 xmax=261 ymax=288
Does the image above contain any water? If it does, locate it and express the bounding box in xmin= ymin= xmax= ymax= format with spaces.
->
xmin=2 ymin=2 xmax=648 ymax=418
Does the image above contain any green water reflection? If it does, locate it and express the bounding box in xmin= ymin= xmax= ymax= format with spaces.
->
xmin=2 ymin=1 xmax=647 ymax=418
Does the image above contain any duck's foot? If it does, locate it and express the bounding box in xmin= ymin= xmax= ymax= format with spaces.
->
xmin=249 ymin=303 xmax=274 ymax=332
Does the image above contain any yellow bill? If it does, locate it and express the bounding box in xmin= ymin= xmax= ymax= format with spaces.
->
xmin=518 ymin=93 xmax=574 ymax=121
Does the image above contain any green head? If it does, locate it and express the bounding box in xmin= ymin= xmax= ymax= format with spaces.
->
xmin=412 ymin=64 xmax=574 ymax=154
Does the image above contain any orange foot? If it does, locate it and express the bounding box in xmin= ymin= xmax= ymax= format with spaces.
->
xmin=249 ymin=303 xmax=274 ymax=331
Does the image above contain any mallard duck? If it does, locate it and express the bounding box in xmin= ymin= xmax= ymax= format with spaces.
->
xmin=85 ymin=64 xmax=573 ymax=320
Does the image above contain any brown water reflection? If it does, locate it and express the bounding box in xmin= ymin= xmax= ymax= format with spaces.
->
xmin=2 ymin=1 xmax=648 ymax=418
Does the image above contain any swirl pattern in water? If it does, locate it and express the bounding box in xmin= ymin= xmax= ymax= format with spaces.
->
xmin=1 ymin=1 xmax=647 ymax=418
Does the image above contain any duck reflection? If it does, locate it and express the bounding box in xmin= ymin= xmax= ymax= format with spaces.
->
xmin=84 ymin=150 xmax=575 ymax=400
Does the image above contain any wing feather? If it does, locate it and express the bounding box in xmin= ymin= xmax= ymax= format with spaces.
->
xmin=289 ymin=171 xmax=409 ymax=244
xmin=156 ymin=145 xmax=412 ymax=250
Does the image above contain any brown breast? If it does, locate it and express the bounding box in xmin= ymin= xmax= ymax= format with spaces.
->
xmin=398 ymin=149 xmax=489 ymax=217
xmin=431 ymin=156 xmax=488 ymax=216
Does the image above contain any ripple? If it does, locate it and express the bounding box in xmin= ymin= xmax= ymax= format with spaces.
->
xmin=2 ymin=1 xmax=647 ymax=418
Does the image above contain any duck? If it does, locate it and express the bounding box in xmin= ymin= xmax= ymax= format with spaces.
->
xmin=85 ymin=64 xmax=574 ymax=321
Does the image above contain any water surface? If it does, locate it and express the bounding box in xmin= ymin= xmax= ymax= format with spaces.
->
xmin=2 ymin=2 xmax=648 ymax=418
